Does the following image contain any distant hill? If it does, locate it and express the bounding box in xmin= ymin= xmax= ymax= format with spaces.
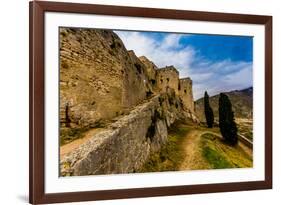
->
xmin=195 ymin=87 xmax=253 ymax=122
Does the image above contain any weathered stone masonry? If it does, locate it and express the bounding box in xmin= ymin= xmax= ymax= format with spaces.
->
xmin=59 ymin=28 xmax=149 ymax=128
xmin=179 ymin=77 xmax=194 ymax=112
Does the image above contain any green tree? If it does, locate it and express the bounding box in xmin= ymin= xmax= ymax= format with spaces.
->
xmin=204 ymin=91 xmax=214 ymax=128
xmin=219 ymin=93 xmax=238 ymax=145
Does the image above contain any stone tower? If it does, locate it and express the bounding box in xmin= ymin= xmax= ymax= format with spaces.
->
xmin=179 ymin=77 xmax=194 ymax=112
xmin=156 ymin=66 xmax=179 ymax=94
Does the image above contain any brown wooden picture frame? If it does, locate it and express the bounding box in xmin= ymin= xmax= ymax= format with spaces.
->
xmin=29 ymin=1 xmax=272 ymax=204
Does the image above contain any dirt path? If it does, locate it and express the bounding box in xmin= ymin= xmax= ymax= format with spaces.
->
xmin=179 ymin=130 xmax=211 ymax=170
xmin=60 ymin=128 xmax=105 ymax=158
xmin=179 ymin=128 xmax=252 ymax=170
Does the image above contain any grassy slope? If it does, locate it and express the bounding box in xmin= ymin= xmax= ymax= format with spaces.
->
xmin=200 ymin=133 xmax=252 ymax=169
xmin=139 ymin=124 xmax=253 ymax=172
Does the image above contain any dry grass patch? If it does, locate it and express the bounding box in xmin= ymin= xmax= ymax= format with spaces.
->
xmin=138 ymin=126 xmax=190 ymax=173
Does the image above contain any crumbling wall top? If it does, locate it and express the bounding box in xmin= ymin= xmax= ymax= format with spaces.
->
xmin=180 ymin=77 xmax=192 ymax=82
xmin=157 ymin=66 xmax=179 ymax=75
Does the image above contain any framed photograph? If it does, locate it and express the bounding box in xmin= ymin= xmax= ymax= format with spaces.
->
xmin=29 ymin=1 xmax=272 ymax=204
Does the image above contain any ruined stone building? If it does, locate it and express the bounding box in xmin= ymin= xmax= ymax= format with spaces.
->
xmin=156 ymin=66 xmax=179 ymax=94
xmin=59 ymin=28 xmax=198 ymax=176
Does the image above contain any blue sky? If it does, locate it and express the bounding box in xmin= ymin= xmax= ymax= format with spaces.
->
xmin=115 ymin=30 xmax=253 ymax=100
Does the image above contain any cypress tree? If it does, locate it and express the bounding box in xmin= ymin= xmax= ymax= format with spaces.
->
xmin=218 ymin=93 xmax=238 ymax=145
xmin=204 ymin=91 xmax=214 ymax=128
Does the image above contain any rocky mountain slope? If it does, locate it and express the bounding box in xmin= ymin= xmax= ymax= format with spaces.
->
xmin=195 ymin=87 xmax=253 ymax=122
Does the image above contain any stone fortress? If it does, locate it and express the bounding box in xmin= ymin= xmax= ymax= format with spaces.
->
xmin=59 ymin=28 xmax=198 ymax=176
xmin=156 ymin=66 xmax=194 ymax=112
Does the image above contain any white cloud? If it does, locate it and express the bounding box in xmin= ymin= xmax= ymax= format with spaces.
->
xmin=115 ymin=31 xmax=195 ymax=76
xmin=115 ymin=31 xmax=252 ymax=100
xmin=160 ymin=34 xmax=183 ymax=50
xmin=115 ymin=31 xmax=156 ymax=57
xmin=191 ymin=61 xmax=253 ymax=100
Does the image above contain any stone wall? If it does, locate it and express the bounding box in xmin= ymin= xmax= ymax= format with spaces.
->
xmin=138 ymin=55 xmax=158 ymax=91
xmin=60 ymin=92 xmax=188 ymax=176
xmin=59 ymin=28 xmax=149 ymax=128
xmin=127 ymin=50 xmax=153 ymax=98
